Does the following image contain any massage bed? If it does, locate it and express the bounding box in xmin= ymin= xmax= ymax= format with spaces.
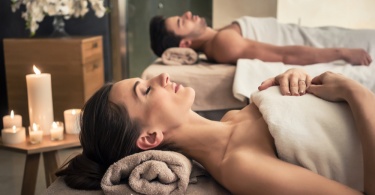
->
xmin=141 ymin=57 xmax=247 ymax=121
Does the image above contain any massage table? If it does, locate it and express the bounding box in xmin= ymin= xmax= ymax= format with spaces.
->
xmin=141 ymin=58 xmax=247 ymax=121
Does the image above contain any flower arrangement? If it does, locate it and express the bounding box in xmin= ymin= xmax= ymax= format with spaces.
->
xmin=11 ymin=0 xmax=107 ymax=35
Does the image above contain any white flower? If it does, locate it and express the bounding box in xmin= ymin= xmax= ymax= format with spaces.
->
xmin=11 ymin=0 xmax=107 ymax=35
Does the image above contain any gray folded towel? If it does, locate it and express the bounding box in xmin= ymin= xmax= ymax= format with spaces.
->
xmin=161 ymin=47 xmax=198 ymax=65
xmin=101 ymin=150 xmax=193 ymax=195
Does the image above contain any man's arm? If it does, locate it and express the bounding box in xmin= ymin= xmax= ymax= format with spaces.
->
xmin=212 ymin=30 xmax=372 ymax=65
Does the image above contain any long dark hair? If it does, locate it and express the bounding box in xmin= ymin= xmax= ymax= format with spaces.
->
xmin=149 ymin=15 xmax=182 ymax=57
xmin=56 ymin=83 xmax=142 ymax=190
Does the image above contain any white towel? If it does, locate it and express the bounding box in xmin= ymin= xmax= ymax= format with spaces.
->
xmin=233 ymin=59 xmax=375 ymax=102
xmin=234 ymin=16 xmax=375 ymax=58
xmin=251 ymin=86 xmax=363 ymax=191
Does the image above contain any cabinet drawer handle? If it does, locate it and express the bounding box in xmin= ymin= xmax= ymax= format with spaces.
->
xmin=92 ymin=42 xmax=98 ymax=48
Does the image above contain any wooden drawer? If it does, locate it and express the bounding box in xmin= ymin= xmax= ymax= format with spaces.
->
xmin=4 ymin=36 xmax=102 ymax=65
xmin=82 ymin=58 xmax=104 ymax=101
xmin=4 ymin=36 xmax=105 ymax=125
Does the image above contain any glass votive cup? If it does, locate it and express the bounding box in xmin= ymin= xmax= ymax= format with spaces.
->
xmin=28 ymin=123 xmax=43 ymax=144
xmin=50 ymin=121 xmax=64 ymax=141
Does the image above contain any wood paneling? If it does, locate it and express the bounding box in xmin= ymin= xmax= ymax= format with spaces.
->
xmin=4 ymin=36 xmax=104 ymax=126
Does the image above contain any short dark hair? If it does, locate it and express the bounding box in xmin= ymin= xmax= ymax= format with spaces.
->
xmin=149 ymin=15 xmax=182 ymax=57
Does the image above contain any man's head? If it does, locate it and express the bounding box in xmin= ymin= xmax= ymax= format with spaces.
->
xmin=149 ymin=11 xmax=208 ymax=57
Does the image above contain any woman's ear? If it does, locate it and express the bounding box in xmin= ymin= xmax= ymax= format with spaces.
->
xmin=179 ymin=39 xmax=192 ymax=48
xmin=136 ymin=130 xmax=164 ymax=150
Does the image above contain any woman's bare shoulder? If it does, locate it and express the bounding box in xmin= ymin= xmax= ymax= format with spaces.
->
xmin=221 ymin=110 xmax=240 ymax=122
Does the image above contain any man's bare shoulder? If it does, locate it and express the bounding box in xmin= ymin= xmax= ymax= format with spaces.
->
xmin=210 ymin=29 xmax=247 ymax=64
xmin=218 ymin=22 xmax=242 ymax=34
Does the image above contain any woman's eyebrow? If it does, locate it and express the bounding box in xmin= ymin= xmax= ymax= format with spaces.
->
xmin=133 ymin=80 xmax=140 ymax=99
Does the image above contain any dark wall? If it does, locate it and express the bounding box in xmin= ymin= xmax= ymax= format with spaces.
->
xmin=0 ymin=1 xmax=112 ymax=129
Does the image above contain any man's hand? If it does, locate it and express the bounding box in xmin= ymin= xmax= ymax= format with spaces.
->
xmin=342 ymin=48 xmax=372 ymax=66
xmin=258 ymin=68 xmax=312 ymax=96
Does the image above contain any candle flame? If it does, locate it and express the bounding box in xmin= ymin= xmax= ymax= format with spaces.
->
xmin=10 ymin=110 xmax=14 ymax=118
xmin=52 ymin=122 xmax=57 ymax=128
xmin=72 ymin=110 xmax=76 ymax=115
xmin=33 ymin=65 xmax=41 ymax=75
xmin=12 ymin=125 xmax=16 ymax=133
xmin=32 ymin=123 xmax=38 ymax=131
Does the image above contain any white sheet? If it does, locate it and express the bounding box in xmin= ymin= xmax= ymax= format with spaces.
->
xmin=234 ymin=16 xmax=375 ymax=52
xmin=233 ymin=16 xmax=375 ymax=101
xmin=251 ymin=87 xmax=363 ymax=190
xmin=233 ymin=59 xmax=375 ymax=101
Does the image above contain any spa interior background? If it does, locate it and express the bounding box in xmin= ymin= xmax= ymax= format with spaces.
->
xmin=1 ymin=0 xmax=374 ymax=194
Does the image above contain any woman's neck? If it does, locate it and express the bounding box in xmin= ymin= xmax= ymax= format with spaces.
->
xmin=164 ymin=110 xmax=233 ymax=168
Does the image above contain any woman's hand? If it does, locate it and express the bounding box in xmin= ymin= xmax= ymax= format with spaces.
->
xmin=258 ymin=68 xmax=312 ymax=96
xmin=306 ymin=71 xmax=364 ymax=102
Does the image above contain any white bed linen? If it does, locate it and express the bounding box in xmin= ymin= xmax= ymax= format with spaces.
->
xmin=233 ymin=59 xmax=375 ymax=101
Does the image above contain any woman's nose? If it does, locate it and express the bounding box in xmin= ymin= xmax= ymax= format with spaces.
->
xmin=157 ymin=73 xmax=170 ymax=87
xmin=183 ymin=11 xmax=192 ymax=19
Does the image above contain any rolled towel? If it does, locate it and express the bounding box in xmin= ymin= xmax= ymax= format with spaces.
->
xmin=161 ymin=47 xmax=198 ymax=65
xmin=101 ymin=150 xmax=193 ymax=195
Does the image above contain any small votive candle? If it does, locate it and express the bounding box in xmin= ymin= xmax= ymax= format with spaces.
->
xmin=29 ymin=123 xmax=43 ymax=144
xmin=1 ymin=126 xmax=26 ymax=144
xmin=50 ymin=121 xmax=64 ymax=141
xmin=2 ymin=110 xmax=22 ymax=128
xmin=64 ymin=109 xmax=81 ymax=134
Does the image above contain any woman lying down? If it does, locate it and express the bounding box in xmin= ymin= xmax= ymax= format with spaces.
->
xmin=56 ymin=68 xmax=375 ymax=195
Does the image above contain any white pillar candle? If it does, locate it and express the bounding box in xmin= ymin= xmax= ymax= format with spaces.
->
xmin=64 ymin=109 xmax=81 ymax=134
xmin=2 ymin=110 xmax=22 ymax=128
xmin=28 ymin=123 xmax=43 ymax=144
xmin=50 ymin=121 xmax=64 ymax=141
xmin=1 ymin=126 xmax=26 ymax=145
xmin=26 ymin=65 xmax=54 ymax=135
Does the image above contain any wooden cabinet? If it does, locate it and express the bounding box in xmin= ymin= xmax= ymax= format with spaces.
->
xmin=4 ymin=36 xmax=104 ymax=126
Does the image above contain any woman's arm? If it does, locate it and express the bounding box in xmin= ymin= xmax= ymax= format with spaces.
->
xmin=307 ymin=72 xmax=375 ymax=195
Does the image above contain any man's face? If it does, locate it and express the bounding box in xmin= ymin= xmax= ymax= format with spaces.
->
xmin=164 ymin=11 xmax=207 ymax=39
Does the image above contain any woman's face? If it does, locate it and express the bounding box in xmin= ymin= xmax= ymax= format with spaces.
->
xmin=109 ymin=73 xmax=195 ymax=130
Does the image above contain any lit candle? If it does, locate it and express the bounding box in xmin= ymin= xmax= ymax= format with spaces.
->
xmin=1 ymin=126 xmax=26 ymax=145
xmin=50 ymin=121 xmax=64 ymax=141
xmin=2 ymin=110 xmax=22 ymax=128
xmin=64 ymin=109 xmax=81 ymax=134
xmin=28 ymin=123 xmax=43 ymax=144
xmin=26 ymin=65 xmax=54 ymax=135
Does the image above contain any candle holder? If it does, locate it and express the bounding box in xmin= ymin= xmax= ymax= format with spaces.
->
xmin=28 ymin=123 xmax=43 ymax=144
xmin=64 ymin=109 xmax=81 ymax=134
xmin=50 ymin=121 xmax=64 ymax=141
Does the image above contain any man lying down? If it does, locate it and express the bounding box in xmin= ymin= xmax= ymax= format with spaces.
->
xmin=55 ymin=67 xmax=375 ymax=195
xmin=150 ymin=11 xmax=374 ymax=66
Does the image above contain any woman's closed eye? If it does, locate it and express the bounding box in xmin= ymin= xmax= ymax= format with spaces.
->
xmin=144 ymin=86 xmax=151 ymax=95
